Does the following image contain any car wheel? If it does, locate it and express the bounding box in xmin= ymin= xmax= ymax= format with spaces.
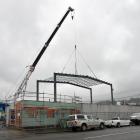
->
xmin=99 ymin=123 xmax=105 ymax=129
xmin=116 ymin=123 xmax=120 ymax=128
xmin=81 ymin=124 xmax=87 ymax=131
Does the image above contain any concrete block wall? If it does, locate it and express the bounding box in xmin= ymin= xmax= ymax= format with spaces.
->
xmin=80 ymin=103 xmax=140 ymax=120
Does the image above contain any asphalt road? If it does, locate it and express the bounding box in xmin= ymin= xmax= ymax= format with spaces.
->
xmin=1 ymin=126 xmax=140 ymax=140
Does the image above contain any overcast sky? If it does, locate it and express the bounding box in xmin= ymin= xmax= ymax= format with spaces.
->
xmin=0 ymin=0 xmax=140 ymax=102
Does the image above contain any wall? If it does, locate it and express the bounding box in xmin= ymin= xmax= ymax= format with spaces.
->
xmin=11 ymin=101 xmax=140 ymax=128
xmin=15 ymin=100 xmax=80 ymax=128
xmin=81 ymin=103 xmax=140 ymax=120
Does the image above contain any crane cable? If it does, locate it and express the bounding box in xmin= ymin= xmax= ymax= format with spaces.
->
xmin=71 ymin=10 xmax=97 ymax=78
xmin=71 ymin=10 xmax=78 ymax=74
xmin=61 ymin=11 xmax=75 ymax=73
xmin=61 ymin=10 xmax=98 ymax=78
xmin=77 ymin=49 xmax=98 ymax=78
xmin=61 ymin=49 xmax=75 ymax=73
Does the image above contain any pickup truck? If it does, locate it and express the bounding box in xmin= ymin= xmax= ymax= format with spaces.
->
xmin=66 ymin=114 xmax=105 ymax=131
xmin=105 ymin=117 xmax=131 ymax=127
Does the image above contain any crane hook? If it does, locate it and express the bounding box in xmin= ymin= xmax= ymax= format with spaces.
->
xmin=71 ymin=10 xmax=75 ymax=20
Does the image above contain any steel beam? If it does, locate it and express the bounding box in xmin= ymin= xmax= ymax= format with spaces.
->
xmin=55 ymin=72 xmax=112 ymax=86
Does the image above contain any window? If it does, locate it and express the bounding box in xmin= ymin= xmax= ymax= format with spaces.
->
xmin=92 ymin=116 xmax=96 ymax=119
xmin=77 ymin=115 xmax=85 ymax=120
xmin=25 ymin=108 xmax=34 ymax=118
xmin=87 ymin=115 xmax=92 ymax=119
xmin=47 ymin=109 xmax=55 ymax=118
xmin=112 ymin=118 xmax=119 ymax=120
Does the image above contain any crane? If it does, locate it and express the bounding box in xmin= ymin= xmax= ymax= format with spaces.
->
xmin=15 ymin=7 xmax=74 ymax=98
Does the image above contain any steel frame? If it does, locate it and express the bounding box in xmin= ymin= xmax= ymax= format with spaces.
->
xmin=36 ymin=73 xmax=114 ymax=104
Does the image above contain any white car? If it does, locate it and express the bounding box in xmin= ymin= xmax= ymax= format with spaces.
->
xmin=67 ymin=114 xmax=105 ymax=131
xmin=105 ymin=117 xmax=131 ymax=127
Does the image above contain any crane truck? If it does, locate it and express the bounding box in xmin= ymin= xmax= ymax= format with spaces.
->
xmin=14 ymin=7 xmax=74 ymax=99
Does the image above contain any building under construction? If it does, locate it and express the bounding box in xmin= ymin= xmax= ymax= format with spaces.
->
xmin=7 ymin=70 xmax=114 ymax=128
xmin=5 ymin=7 xmax=140 ymax=129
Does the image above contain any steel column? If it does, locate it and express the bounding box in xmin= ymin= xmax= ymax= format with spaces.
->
xmin=36 ymin=80 xmax=39 ymax=101
xmin=111 ymin=84 xmax=114 ymax=105
xmin=90 ymin=88 xmax=93 ymax=104
xmin=54 ymin=73 xmax=57 ymax=102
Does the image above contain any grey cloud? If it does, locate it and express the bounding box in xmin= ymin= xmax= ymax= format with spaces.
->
xmin=0 ymin=0 xmax=140 ymax=101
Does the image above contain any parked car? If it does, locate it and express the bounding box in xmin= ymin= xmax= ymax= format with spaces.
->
xmin=130 ymin=113 xmax=140 ymax=125
xmin=105 ymin=117 xmax=131 ymax=128
xmin=66 ymin=114 xmax=105 ymax=131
